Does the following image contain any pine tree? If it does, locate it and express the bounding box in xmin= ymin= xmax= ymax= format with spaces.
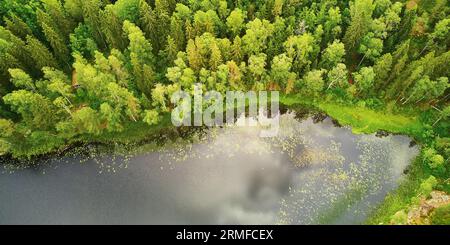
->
xmin=232 ymin=36 xmax=243 ymax=63
xmin=161 ymin=36 xmax=178 ymax=67
xmin=8 ymin=68 xmax=36 ymax=91
xmin=388 ymin=40 xmax=410 ymax=88
xmin=40 ymin=20 xmax=70 ymax=71
xmin=185 ymin=19 xmax=195 ymax=41
xmin=3 ymin=13 xmax=33 ymax=40
xmin=123 ymin=20 xmax=155 ymax=96
xmin=138 ymin=0 xmax=156 ymax=48
xmin=343 ymin=0 xmax=374 ymax=53
xmin=186 ymin=39 xmax=202 ymax=72
xmin=226 ymin=8 xmax=246 ymax=37
xmin=170 ymin=16 xmax=185 ymax=51
xmin=152 ymin=0 xmax=171 ymax=51
xmin=373 ymin=53 xmax=392 ymax=91
xmin=64 ymin=0 xmax=83 ymax=21
xmin=0 ymin=48 xmax=21 ymax=88
xmin=42 ymin=0 xmax=74 ymax=37
xmin=3 ymin=89 xmax=58 ymax=130
xmin=101 ymin=5 xmax=128 ymax=51
xmin=385 ymin=6 xmax=416 ymax=51
xmin=0 ymin=27 xmax=35 ymax=75
xmin=155 ymin=0 xmax=173 ymax=16
xmin=209 ymin=43 xmax=223 ymax=71
xmin=82 ymin=0 xmax=107 ymax=50
xmin=272 ymin=0 xmax=284 ymax=18
xmin=37 ymin=10 xmax=69 ymax=65
xmin=267 ymin=17 xmax=291 ymax=61
xmin=25 ymin=35 xmax=59 ymax=71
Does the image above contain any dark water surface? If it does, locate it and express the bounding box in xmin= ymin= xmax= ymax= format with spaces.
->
xmin=0 ymin=113 xmax=418 ymax=224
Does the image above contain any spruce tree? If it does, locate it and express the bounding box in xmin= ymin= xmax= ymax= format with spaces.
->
xmin=343 ymin=0 xmax=374 ymax=53
xmin=101 ymin=5 xmax=128 ymax=51
xmin=3 ymin=13 xmax=33 ymax=39
xmin=25 ymin=35 xmax=59 ymax=71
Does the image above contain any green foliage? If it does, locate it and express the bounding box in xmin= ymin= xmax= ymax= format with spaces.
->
xmin=0 ymin=0 xmax=448 ymax=224
xmin=344 ymin=0 xmax=374 ymax=52
xmin=430 ymin=204 xmax=450 ymax=225
xmin=301 ymin=69 xmax=326 ymax=96
xmin=353 ymin=67 xmax=375 ymax=96
xmin=3 ymin=89 xmax=58 ymax=130
xmin=70 ymin=23 xmax=98 ymax=59
xmin=143 ymin=109 xmax=161 ymax=125
xmin=8 ymin=68 xmax=35 ymax=91
xmin=112 ymin=0 xmax=140 ymax=23
xmin=358 ymin=32 xmax=383 ymax=63
xmin=0 ymin=119 xmax=14 ymax=138
xmin=321 ymin=40 xmax=346 ymax=69
xmin=242 ymin=18 xmax=274 ymax=55
xmin=0 ymin=0 xmax=42 ymax=35
xmin=123 ymin=20 xmax=155 ymax=96
xmin=418 ymin=176 xmax=438 ymax=198
xmin=270 ymin=53 xmax=295 ymax=93
xmin=390 ymin=210 xmax=407 ymax=225
xmin=423 ymin=148 xmax=446 ymax=172
xmin=25 ymin=35 xmax=59 ymax=71
xmin=284 ymin=33 xmax=315 ymax=73
xmin=226 ymin=8 xmax=245 ymax=36
xmin=327 ymin=63 xmax=349 ymax=90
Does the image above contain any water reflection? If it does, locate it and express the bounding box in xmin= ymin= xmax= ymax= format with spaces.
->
xmin=0 ymin=113 xmax=418 ymax=224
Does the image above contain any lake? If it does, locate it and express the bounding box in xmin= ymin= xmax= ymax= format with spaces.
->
xmin=0 ymin=112 xmax=419 ymax=224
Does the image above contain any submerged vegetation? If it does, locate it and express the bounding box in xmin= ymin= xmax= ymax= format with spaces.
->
xmin=0 ymin=0 xmax=448 ymax=224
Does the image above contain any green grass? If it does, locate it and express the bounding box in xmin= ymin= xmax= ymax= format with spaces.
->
xmin=281 ymin=94 xmax=424 ymax=137
xmin=317 ymin=103 xmax=423 ymax=136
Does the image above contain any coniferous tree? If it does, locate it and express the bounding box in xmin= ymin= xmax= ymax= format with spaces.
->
xmin=123 ymin=20 xmax=155 ymax=96
xmin=25 ymin=35 xmax=59 ymax=71
xmin=138 ymin=0 xmax=157 ymax=50
xmin=37 ymin=10 xmax=71 ymax=71
xmin=101 ymin=5 xmax=128 ymax=51
xmin=3 ymin=13 xmax=33 ymax=39
xmin=343 ymin=0 xmax=374 ymax=54
xmin=231 ymin=36 xmax=243 ymax=63
xmin=82 ymin=0 xmax=107 ymax=49
xmin=170 ymin=15 xmax=185 ymax=51
xmin=41 ymin=0 xmax=74 ymax=37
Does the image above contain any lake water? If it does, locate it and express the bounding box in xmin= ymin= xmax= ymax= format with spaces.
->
xmin=0 ymin=113 xmax=419 ymax=224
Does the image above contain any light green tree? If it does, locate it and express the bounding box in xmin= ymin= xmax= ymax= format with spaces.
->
xmin=242 ymin=18 xmax=274 ymax=55
xmin=123 ymin=20 xmax=155 ymax=96
xmin=326 ymin=63 xmax=348 ymax=90
xmin=302 ymin=69 xmax=326 ymax=96
xmin=226 ymin=8 xmax=246 ymax=36
xmin=321 ymin=40 xmax=346 ymax=69
xmin=353 ymin=67 xmax=375 ymax=96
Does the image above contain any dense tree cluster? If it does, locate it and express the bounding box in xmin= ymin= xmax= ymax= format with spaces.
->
xmin=0 ymin=0 xmax=449 ymax=158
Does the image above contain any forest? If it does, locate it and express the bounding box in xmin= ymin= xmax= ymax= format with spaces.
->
xmin=0 ymin=0 xmax=449 ymax=224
